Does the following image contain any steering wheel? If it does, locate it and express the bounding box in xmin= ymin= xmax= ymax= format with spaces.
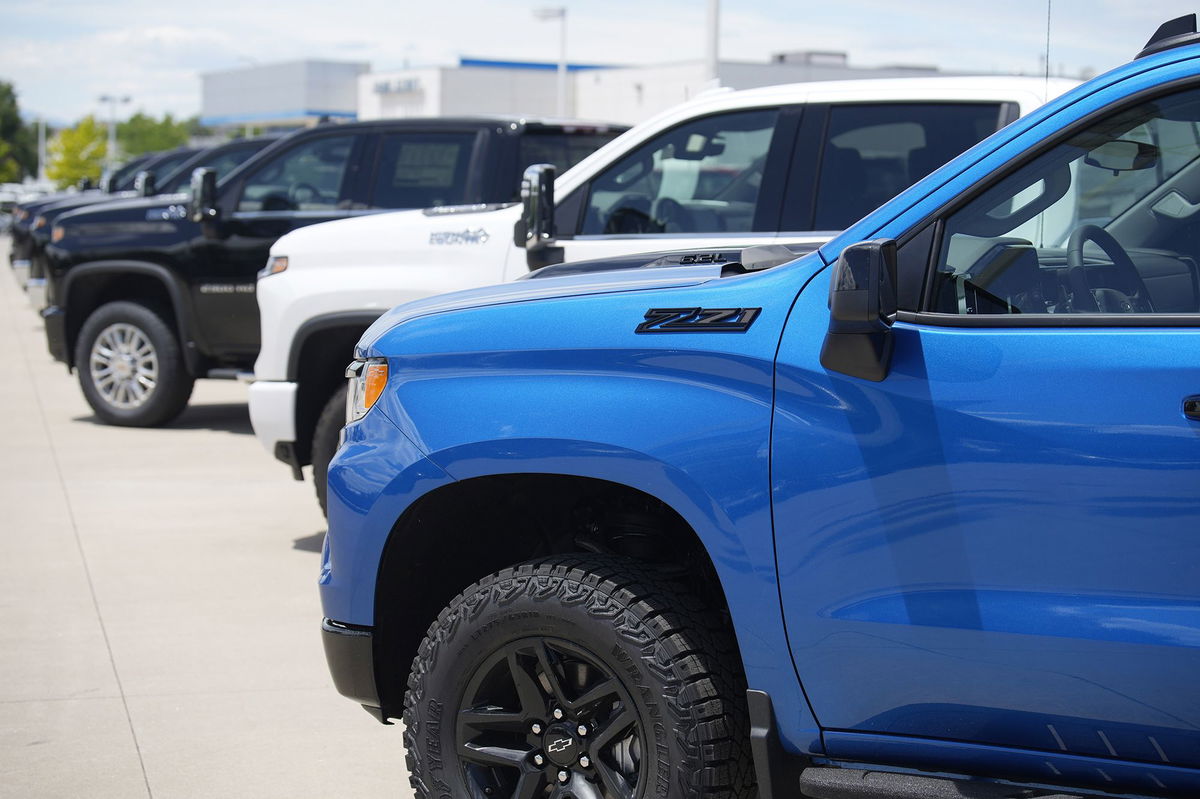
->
xmin=1066 ymin=224 xmax=1153 ymax=313
xmin=652 ymin=197 xmax=695 ymax=233
xmin=288 ymin=182 xmax=323 ymax=207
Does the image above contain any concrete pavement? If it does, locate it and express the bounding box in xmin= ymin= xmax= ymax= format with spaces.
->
xmin=0 ymin=237 xmax=415 ymax=798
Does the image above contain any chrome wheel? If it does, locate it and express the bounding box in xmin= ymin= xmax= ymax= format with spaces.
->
xmin=88 ymin=323 xmax=158 ymax=409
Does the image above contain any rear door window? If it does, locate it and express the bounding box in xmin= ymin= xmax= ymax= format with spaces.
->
xmin=518 ymin=129 xmax=623 ymax=177
xmin=370 ymin=132 xmax=480 ymax=209
xmin=812 ymin=103 xmax=1003 ymax=229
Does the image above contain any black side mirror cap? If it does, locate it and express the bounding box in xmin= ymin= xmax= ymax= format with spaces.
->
xmin=819 ymin=239 xmax=898 ymax=382
xmin=188 ymin=168 xmax=219 ymax=224
xmin=101 ymin=174 xmax=119 ymax=193
xmin=134 ymin=170 xmax=157 ymax=197
xmin=515 ymin=163 xmax=564 ymax=269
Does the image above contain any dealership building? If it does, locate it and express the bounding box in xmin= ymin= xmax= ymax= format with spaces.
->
xmin=200 ymin=53 xmax=947 ymax=129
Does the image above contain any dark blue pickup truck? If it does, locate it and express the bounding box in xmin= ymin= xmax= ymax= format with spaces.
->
xmin=321 ymin=16 xmax=1200 ymax=799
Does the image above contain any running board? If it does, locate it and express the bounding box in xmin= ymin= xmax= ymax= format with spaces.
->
xmin=798 ymin=767 xmax=1084 ymax=799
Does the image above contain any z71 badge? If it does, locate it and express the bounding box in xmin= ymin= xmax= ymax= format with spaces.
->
xmin=635 ymin=307 xmax=761 ymax=333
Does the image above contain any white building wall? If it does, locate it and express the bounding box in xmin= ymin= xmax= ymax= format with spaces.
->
xmin=359 ymin=68 xmax=444 ymax=119
xmin=357 ymin=60 xmax=952 ymax=126
xmin=304 ymin=62 xmax=371 ymax=116
xmin=438 ymin=68 xmax=563 ymax=118
xmin=201 ymin=60 xmax=369 ymax=126
xmin=572 ymin=63 xmax=712 ymax=126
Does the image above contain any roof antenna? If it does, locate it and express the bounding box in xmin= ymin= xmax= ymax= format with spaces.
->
xmin=1043 ymin=0 xmax=1052 ymax=102
xmin=1137 ymin=14 xmax=1199 ymax=58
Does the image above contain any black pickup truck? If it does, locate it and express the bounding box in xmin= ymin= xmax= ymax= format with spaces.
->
xmin=42 ymin=118 xmax=625 ymax=426
xmin=24 ymin=138 xmax=280 ymax=307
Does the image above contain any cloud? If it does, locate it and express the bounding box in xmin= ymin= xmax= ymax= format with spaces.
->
xmin=0 ymin=0 xmax=1195 ymax=121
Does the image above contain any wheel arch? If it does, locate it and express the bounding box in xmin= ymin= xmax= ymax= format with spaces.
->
xmin=288 ymin=312 xmax=379 ymax=464
xmin=59 ymin=261 xmax=196 ymax=373
xmin=368 ymin=447 xmax=767 ymax=722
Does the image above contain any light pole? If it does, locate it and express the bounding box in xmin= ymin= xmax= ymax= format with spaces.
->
xmin=705 ymin=0 xmax=720 ymax=86
xmin=533 ymin=7 xmax=567 ymax=116
xmin=98 ymin=94 xmax=131 ymax=175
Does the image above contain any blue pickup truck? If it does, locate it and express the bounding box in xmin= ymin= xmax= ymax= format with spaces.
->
xmin=320 ymin=16 xmax=1200 ymax=799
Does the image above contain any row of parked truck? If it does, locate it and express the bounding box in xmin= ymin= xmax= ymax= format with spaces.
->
xmin=10 ymin=15 xmax=1200 ymax=798
xmin=12 ymin=74 xmax=1073 ymax=512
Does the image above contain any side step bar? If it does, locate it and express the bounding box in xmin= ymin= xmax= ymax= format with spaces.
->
xmin=747 ymin=690 xmax=1085 ymax=799
xmin=798 ymin=767 xmax=1084 ymax=799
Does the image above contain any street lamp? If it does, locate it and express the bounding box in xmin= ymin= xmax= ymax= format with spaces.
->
xmin=533 ymin=7 xmax=567 ymax=116
xmin=98 ymin=94 xmax=131 ymax=175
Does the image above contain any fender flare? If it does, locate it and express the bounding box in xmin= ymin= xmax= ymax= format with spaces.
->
xmin=286 ymin=311 xmax=382 ymax=382
xmin=58 ymin=260 xmax=199 ymax=374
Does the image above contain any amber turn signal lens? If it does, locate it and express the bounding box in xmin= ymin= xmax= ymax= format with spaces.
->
xmin=363 ymin=362 xmax=388 ymax=410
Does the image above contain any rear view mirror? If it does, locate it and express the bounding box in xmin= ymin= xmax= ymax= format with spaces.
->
xmin=188 ymin=168 xmax=219 ymax=224
xmin=514 ymin=164 xmax=564 ymax=269
xmin=820 ymin=239 xmax=898 ymax=382
xmin=102 ymin=174 xmax=119 ymax=193
xmin=134 ymin=170 xmax=157 ymax=197
xmin=1085 ymin=139 xmax=1159 ymax=173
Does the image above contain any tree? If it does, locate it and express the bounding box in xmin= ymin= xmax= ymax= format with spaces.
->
xmin=46 ymin=116 xmax=106 ymax=189
xmin=118 ymin=112 xmax=189 ymax=156
xmin=0 ymin=141 xmax=19 ymax=183
xmin=0 ymin=81 xmax=36 ymax=180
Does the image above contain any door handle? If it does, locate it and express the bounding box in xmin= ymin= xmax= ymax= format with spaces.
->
xmin=1186 ymin=396 xmax=1200 ymax=421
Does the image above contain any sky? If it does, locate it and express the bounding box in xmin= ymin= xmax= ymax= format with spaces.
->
xmin=1 ymin=0 xmax=1197 ymax=125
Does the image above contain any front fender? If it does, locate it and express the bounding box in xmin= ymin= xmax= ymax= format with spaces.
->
xmin=56 ymin=260 xmax=196 ymax=372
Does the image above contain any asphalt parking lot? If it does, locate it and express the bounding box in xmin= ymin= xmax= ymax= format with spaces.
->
xmin=0 ymin=237 xmax=415 ymax=798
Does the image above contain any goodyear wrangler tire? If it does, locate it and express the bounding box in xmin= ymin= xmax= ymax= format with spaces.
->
xmin=403 ymin=555 xmax=756 ymax=799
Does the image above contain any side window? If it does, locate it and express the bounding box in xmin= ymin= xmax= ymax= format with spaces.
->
xmin=813 ymin=103 xmax=1002 ymax=230
xmin=370 ymin=132 xmax=479 ymax=209
xmin=237 ymin=135 xmax=356 ymax=212
xmin=517 ymin=129 xmax=623 ymax=192
xmin=580 ymin=109 xmax=779 ymax=235
xmin=161 ymin=146 xmax=261 ymax=194
xmin=929 ymin=88 xmax=1200 ymax=316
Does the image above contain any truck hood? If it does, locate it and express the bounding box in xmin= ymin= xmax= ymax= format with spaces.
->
xmin=358 ymin=245 xmax=819 ymax=355
xmin=272 ymin=202 xmax=519 ymax=268
xmin=55 ymin=192 xmax=189 ymax=227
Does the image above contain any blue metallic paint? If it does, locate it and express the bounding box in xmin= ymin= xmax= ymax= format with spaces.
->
xmin=324 ymin=39 xmax=1200 ymax=794
xmin=326 ymin=257 xmax=829 ymax=753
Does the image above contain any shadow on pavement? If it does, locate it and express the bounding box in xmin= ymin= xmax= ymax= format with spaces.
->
xmin=293 ymin=530 xmax=326 ymax=552
xmin=72 ymin=402 xmax=253 ymax=434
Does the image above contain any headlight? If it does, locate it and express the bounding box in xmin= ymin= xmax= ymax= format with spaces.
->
xmin=259 ymin=254 xmax=288 ymax=279
xmin=51 ymin=225 xmax=65 ymax=243
xmin=345 ymin=358 xmax=388 ymax=422
xmin=32 ymin=215 xmax=47 ymax=230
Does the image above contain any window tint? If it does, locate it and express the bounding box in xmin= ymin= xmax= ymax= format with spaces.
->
xmin=518 ymin=129 xmax=622 ymax=186
xmin=238 ymin=135 xmax=355 ymax=212
xmin=930 ymin=88 xmax=1200 ymax=316
xmin=581 ymin=109 xmax=778 ymax=235
xmin=161 ymin=145 xmax=263 ymax=194
xmin=370 ymin=132 xmax=478 ymax=208
xmin=145 ymin=151 xmax=196 ymax=184
xmin=109 ymin=156 xmax=151 ymax=190
xmin=813 ymin=103 xmax=1001 ymax=230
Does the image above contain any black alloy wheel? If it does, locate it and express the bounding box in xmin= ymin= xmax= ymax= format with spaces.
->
xmin=403 ymin=555 xmax=756 ymax=799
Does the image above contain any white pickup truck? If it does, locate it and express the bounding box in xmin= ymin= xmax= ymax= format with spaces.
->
xmin=250 ymin=75 xmax=1077 ymax=512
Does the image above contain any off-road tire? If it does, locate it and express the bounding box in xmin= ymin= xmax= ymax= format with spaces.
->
xmin=403 ymin=554 xmax=756 ymax=799
xmin=75 ymin=301 xmax=194 ymax=427
xmin=311 ymin=384 xmax=347 ymax=516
